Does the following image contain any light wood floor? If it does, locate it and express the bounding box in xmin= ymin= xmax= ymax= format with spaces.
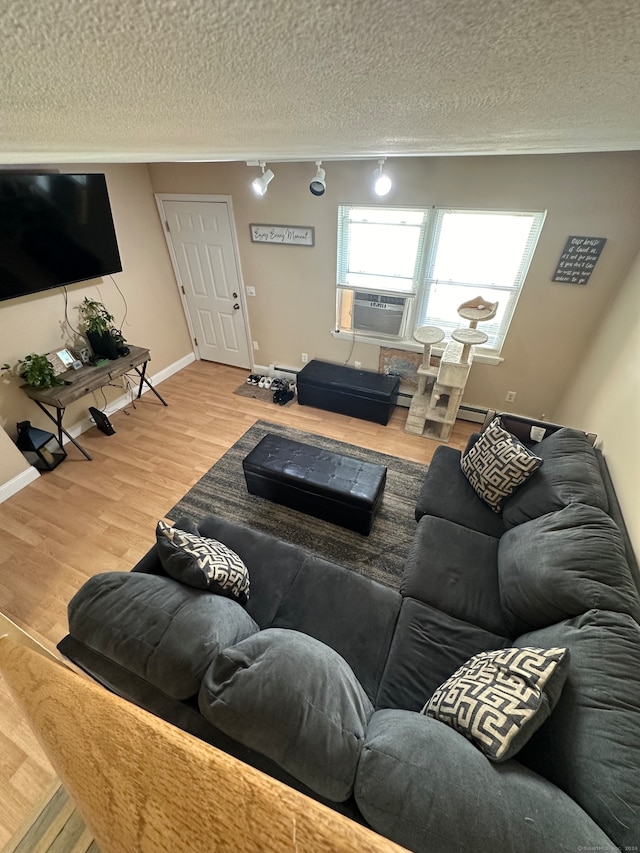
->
xmin=0 ymin=359 xmax=476 ymax=847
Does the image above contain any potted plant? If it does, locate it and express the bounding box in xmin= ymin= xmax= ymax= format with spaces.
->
xmin=1 ymin=353 xmax=65 ymax=388
xmin=78 ymin=297 xmax=119 ymax=360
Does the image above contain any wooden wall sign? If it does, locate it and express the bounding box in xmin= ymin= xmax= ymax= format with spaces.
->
xmin=249 ymin=224 xmax=315 ymax=246
xmin=552 ymin=236 xmax=607 ymax=285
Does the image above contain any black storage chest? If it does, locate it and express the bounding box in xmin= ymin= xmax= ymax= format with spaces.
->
xmin=243 ymin=434 xmax=387 ymax=535
xmin=296 ymin=360 xmax=400 ymax=425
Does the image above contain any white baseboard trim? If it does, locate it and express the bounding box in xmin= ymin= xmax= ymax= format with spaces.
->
xmin=0 ymin=466 xmax=40 ymax=504
xmin=1 ymin=353 xmax=195 ymax=501
xmin=61 ymin=351 xmax=195 ymax=444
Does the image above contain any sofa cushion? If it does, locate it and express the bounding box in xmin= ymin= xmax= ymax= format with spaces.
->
xmin=67 ymin=571 xmax=259 ymax=700
xmin=501 ymin=428 xmax=608 ymax=528
xmin=423 ymin=646 xmax=569 ymax=762
xmin=375 ymin=598 xmax=510 ymax=712
xmin=271 ymin=553 xmax=401 ymax=704
xmin=402 ymin=515 xmax=508 ymax=636
xmin=415 ymin=444 xmax=506 ymax=537
xmin=515 ymin=610 xmax=640 ymax=852
xmin=156 ymin=520 xmax=250 ymax=604
xmin=199 ymin=628 xmax=374 ymax=802
xmin=354 ymin=709 xmax=618 ymax=853
xmin=460 ymin=417 xmax=543 ymax=512
xmin=499 ymin=504 xmax=640 ymax=634
xmin=196 ymin=515 xmax=306 ymax=629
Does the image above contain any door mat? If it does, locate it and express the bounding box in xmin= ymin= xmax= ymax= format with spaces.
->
xmin=167 ymin=419 xmax=427 ymax=589
xmin=233 ymin=381 xmax=297 ymax=407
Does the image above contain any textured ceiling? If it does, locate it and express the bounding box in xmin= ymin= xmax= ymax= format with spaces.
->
xmin=2 ymin=0 xmax=640 ymax=164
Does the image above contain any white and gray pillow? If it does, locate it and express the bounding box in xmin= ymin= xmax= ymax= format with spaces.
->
xmin=422 ymin=646 xmax=569 ymax=762
xmin=156 ymin=520 xmax=250 ymax=604
xmin=460 ymin=417 xmax=543 ymax=512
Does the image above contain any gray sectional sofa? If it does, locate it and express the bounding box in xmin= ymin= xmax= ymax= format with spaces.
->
xmin=58 ymin=417 xmax=640 ymax=853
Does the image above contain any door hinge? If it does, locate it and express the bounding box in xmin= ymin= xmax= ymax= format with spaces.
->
xmin=181 ymin=285 xmax=185 ymax=294
xmin=194 ymin=337 xmax=198 ymax=347
xmin=165 ymin=220 xmax=170 ymax=232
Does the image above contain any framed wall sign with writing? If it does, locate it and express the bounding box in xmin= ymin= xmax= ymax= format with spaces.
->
xmin=249 ymin=223 xmax=315 ymax=247
xmin=552 ymin=236 xmax=607 ymax=285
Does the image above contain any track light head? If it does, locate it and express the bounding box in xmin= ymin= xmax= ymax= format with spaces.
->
xmin=310 ymin=161 xmax=326 ymax=197
xmin=373 ymin=158 xmax=392 ymax=197
xmin=252 ymin=163 xmax=274 ymax=196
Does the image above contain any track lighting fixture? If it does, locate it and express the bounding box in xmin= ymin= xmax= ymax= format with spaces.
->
xmin=309 ymin=161 xmax=326 ymax=197
xmin=373 ymin=158 xmax=392 ymax=197
xmin=252 ymin=163 xmax=274 ymax=196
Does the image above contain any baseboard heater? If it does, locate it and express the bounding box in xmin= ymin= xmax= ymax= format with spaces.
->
xmin=270 ymin=364 xmax=300 ymax=380
xmin=396 ymin=390 xmax=487 ymax=423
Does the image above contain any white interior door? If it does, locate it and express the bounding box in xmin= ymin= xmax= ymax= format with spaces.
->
xmin=159 ymin=198 xmax=251 ymax=368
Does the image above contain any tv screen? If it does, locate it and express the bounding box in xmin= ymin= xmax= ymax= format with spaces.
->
xmin=0 ymin=172 xmax=122 ymax=302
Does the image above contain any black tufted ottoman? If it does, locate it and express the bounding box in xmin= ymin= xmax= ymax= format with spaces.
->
xmin=242 ymin=434 xmax=387 ymax=535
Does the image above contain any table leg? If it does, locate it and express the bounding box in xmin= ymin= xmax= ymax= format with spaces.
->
xmin=134 ymin=362 xmax=168 ymax=406
xmin=32 ymin=402 xmax=92 ymax=461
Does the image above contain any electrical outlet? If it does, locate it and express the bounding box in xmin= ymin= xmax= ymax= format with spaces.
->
xmin=252 ymin=340 xmax=259 ymax=351
xmin=505 ymin=390 xmax=517 ymax=403
xmin=301 ymin=353 xmax=308 ymax=363
xmin=246 ymin=286 xmax=256 ymax=296
xmin=354 ymin=361 xmax=362 ymax=369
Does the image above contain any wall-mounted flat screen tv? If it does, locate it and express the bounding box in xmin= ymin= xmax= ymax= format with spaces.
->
xmin=0 ymin=172 xmax=122 ymax=303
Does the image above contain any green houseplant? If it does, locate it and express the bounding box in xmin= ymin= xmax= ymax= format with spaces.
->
xmin=78 ymin=297 xmax=119 ymax=359
xmin=1 ymin=353 xmax=65 ymax=388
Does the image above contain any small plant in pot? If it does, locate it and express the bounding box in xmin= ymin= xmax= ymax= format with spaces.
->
xmin=78 ymin=298 xmax=119 ymax=360
xmin=1 ymin=353 xmax=65 ymax=388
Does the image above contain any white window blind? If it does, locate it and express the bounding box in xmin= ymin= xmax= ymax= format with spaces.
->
xmin=416 ymin=210 xmax=546 ymax=351
xmin=336 ymin=206 xmax=428 ymax=295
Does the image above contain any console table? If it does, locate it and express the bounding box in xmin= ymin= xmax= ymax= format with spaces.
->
xmin=22 ymin=345 xmax=167 ymax=460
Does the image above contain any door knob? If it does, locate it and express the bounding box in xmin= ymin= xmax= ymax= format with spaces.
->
xmin=233 ymin=303 xmax=240 ymax=310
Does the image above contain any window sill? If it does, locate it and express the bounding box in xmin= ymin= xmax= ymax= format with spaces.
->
xmin=331 ymin=330 xmax=504 ymax=365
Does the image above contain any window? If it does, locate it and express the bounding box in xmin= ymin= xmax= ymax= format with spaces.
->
xmin=336 ymin=205 xmax=546 ymax=355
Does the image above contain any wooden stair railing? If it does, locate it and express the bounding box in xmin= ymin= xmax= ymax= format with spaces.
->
xmin=0 ymin=629 xmax=406 ymax=853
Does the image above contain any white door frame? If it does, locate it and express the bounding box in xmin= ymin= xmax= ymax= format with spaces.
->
xmin=154 ymin=193 xmax=253 ymax=366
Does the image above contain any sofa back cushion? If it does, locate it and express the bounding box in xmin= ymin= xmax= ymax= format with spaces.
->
xmin=271 ymin=553 xmax=401 ymax=704
xmin=375 ymin=598 xmax=510 ymax=712
xmin=460 ymin=417 xmax=543 ymax=512
xmin=199 ymin=628 xmax=374 ymax=802
xmin=415 ymin=444 xmax=505 ymax=538
xmin=501 ymin=428 xmax=607 ymax=528
xmin=498 ymin=504 xmax=640 ymax=634
xmin=514 ymin=610 xmax=640 ymax=852
xmin=196 ymin=515 xmax=306 ymax=628
xmin=67 ymin=572 xmax=259 ymax=700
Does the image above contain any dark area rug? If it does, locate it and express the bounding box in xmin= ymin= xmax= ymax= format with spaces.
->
xmin=167 ymin=420 xmax=427 ymax=589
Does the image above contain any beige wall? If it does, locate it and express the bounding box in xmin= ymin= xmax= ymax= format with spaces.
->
xmin=0 ymin=163 xmax=192 ymax=484
xmin=0 ymin=429 xmax=31 ymax=482
xmin=555 ymin=247 xmax=640 ymax=559
xmin=1 ymin=154 xmax=638 ymax=554
xmin=149 ymin=153 xmax=640 ymax=420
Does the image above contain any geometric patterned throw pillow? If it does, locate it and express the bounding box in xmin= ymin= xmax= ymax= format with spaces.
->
xmin=460 ymin=417 xmax=543 ymax=512
xmin=422 ymin=646 xmax=569 ymax=762
xmin=156 ymin=521 xmax=250 ymax=604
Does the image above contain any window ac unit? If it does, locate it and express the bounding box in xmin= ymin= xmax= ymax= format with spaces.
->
xmin=352 ymin=292 xmax=407 ymax=337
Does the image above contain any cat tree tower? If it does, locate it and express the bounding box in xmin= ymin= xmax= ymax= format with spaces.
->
xmin=405 ymin=297 xmax=498 ymax=442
